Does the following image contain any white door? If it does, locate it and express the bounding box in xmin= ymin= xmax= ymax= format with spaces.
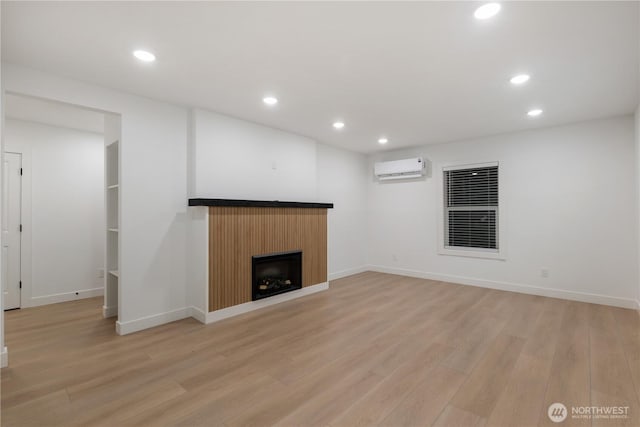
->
xmin=3 ymin=152 xmax=22 ymax=310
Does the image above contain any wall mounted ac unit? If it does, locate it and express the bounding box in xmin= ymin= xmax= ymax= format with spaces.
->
xmin=374 ymin=157 xmax=426 ymax=181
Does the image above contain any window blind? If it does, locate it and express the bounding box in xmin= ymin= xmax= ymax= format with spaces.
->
xmin=444 ymin=165 xmax=498 ymax=250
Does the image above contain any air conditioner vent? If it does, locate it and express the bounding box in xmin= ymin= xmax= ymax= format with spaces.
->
xmin=374 ymin=157 xmax=426 ymax=181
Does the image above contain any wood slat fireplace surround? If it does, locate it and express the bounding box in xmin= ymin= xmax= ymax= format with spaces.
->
xmin=190 ymin=199 xmax=333 ymax=313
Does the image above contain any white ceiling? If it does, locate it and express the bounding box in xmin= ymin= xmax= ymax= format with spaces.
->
xmin=5 ymin=94 xmax=105 ymax=134
xmin=2 ymin=1 xmax=638 ymax=153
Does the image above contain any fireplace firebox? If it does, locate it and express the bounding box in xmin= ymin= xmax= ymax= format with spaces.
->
xmin=252 ymin=251 xmax=302 ymax=301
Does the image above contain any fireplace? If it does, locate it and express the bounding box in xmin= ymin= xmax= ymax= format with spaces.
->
xmin=252 ymin=251 xmax=302 ymax=301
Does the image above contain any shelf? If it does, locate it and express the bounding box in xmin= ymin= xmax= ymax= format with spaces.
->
xmin=104 ymin=128 xmax=120 ymax=322
xmin=189 ymin=198 xmax=334 ymax=209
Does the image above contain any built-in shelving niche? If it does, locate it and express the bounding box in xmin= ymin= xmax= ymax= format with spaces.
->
xmin=104 ymin=114 xmax=120 ymax=321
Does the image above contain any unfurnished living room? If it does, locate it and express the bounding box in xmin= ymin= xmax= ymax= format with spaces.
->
xmin=0 ymin=1 xmax=639 ymax=426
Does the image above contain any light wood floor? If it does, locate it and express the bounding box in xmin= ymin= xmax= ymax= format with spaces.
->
xmin=2 ymin=272 xmax=640 ymax=426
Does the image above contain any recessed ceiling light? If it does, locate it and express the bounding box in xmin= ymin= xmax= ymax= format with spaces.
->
xmin=378 ymin=137 xmax=388 ymax=144
xmin=510 ymin=74 xmax=530 ymax=85
xmin=133 ymin=50 xmax=156 ymax=62
xmin=474 ymin=3 xmax=501 ymax=20
xmin=333 ymin=121 xmax=345 ymax=129
xmin=527 ymin=109 xmax=543 ymax=117
xmin=263 ymin=96 xmax=278 ymax=106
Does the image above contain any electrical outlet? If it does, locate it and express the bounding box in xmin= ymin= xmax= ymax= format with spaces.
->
xmin=98 ymin=269 xmax=105 ymax=278
xmin=540 ymin=268 xmax=549 ymax=278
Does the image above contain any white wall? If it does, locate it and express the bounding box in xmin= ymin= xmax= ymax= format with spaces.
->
xmin=185 ymin=205 xmax=207 ymax=320
xmin=0 ymin=13 xmax=6 ymax=366
xmin=316 ymin=143 xmax=368 ymax=279
xmin=4 ymin=119 xmax=104 ymax=306
xmin=2 ymin=63 xmax=189 ymax=333
xmin=636 ymin=105 xmax=640 ymax=304
xmin=367 ymin=116 xmax=638 ymax=308
xmin=192 ymin=109 xmax=317 ymax=201
xmin=189 ymin=108 xmax=369 ymax=288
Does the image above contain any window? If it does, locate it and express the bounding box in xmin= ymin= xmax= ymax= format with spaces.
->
xmin=444 ymin=163 xmax=498 ymax=251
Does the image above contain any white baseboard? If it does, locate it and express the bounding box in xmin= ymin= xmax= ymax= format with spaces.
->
xmin=116 ymin=307 xmax=190 ymax=335
xmin=189 ymin=306 xmax=206 ymax=324
xmin=102 ymin=305 xmax=118 ymax=318
xmin=1 ymin=346 xmax=7 ymax=368
xmin=206 ymin=282 xmax=329 ymax=324
xmin=328 ymin=266 xmax=368 ymax=281
xmin=367 ymin=265 xmax=640 ymax=310
xmin=115 ymin=283 xmax=328 ymax=332
xmin=28 ymin=287 xmax=104 ymax=308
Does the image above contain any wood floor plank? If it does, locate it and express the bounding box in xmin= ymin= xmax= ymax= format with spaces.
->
xmin=450 ymin=333 xmax=526 ymax=418
xmin=484 ymin=299 xmax=566 ymax=426
xmin=589 ymin=307 xmax=637 ymax=402
xmin=521 ymin=298 xmax=566 ymax=361
xmin=224 ymin=344 xmax=383 ymax=426
xmin=611 ymin=307 xmax=640 ymax=406
xmin=380 ymin=365 xmax=467 ymax=426
xmin=272 ymin=368 xmax=384 ymax=427
xmin=440 ymin=310 xmax=507 ymax=374
xmin=126 ymin=372 xmax=285 ymax=426
xmin=69 ymin=380 xmax=187 ymax=427
xmin=539 ymin=301 xmax=591 ymax=427
xmin=433 ymin=405 xmax=487 ymax=427
xmin=485 ymin=353 xmax=553 ymax=426
xmin=331 ymin=342 xmax=455 ymax=427
xmin=589 ymin=305 xmax=640 ymax=427
xmin=1 ymin=389 xmax=71 ymax=427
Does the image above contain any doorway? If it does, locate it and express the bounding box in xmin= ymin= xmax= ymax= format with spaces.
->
xmin=3 ymin=94 xmax=108 ymax=310
xmin=2 ymin=153 xmax=22 ymax=310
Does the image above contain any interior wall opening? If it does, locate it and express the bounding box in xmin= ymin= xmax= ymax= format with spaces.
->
xmin=1 ymin=93 xmax=118 ymax=328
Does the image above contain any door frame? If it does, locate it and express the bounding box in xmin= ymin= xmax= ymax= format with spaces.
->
xmin=3 ymin=149 xmax=32 ymax=310
xmin=3 ymin=151 xmax=22 ymax=310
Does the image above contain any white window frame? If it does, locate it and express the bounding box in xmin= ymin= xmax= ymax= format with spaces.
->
xmin=437 ymin=161 xmax=506 ymax=260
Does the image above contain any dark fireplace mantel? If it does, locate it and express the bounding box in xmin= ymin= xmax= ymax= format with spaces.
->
xmin=188 ymin=198 xmax=333 ymax=209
